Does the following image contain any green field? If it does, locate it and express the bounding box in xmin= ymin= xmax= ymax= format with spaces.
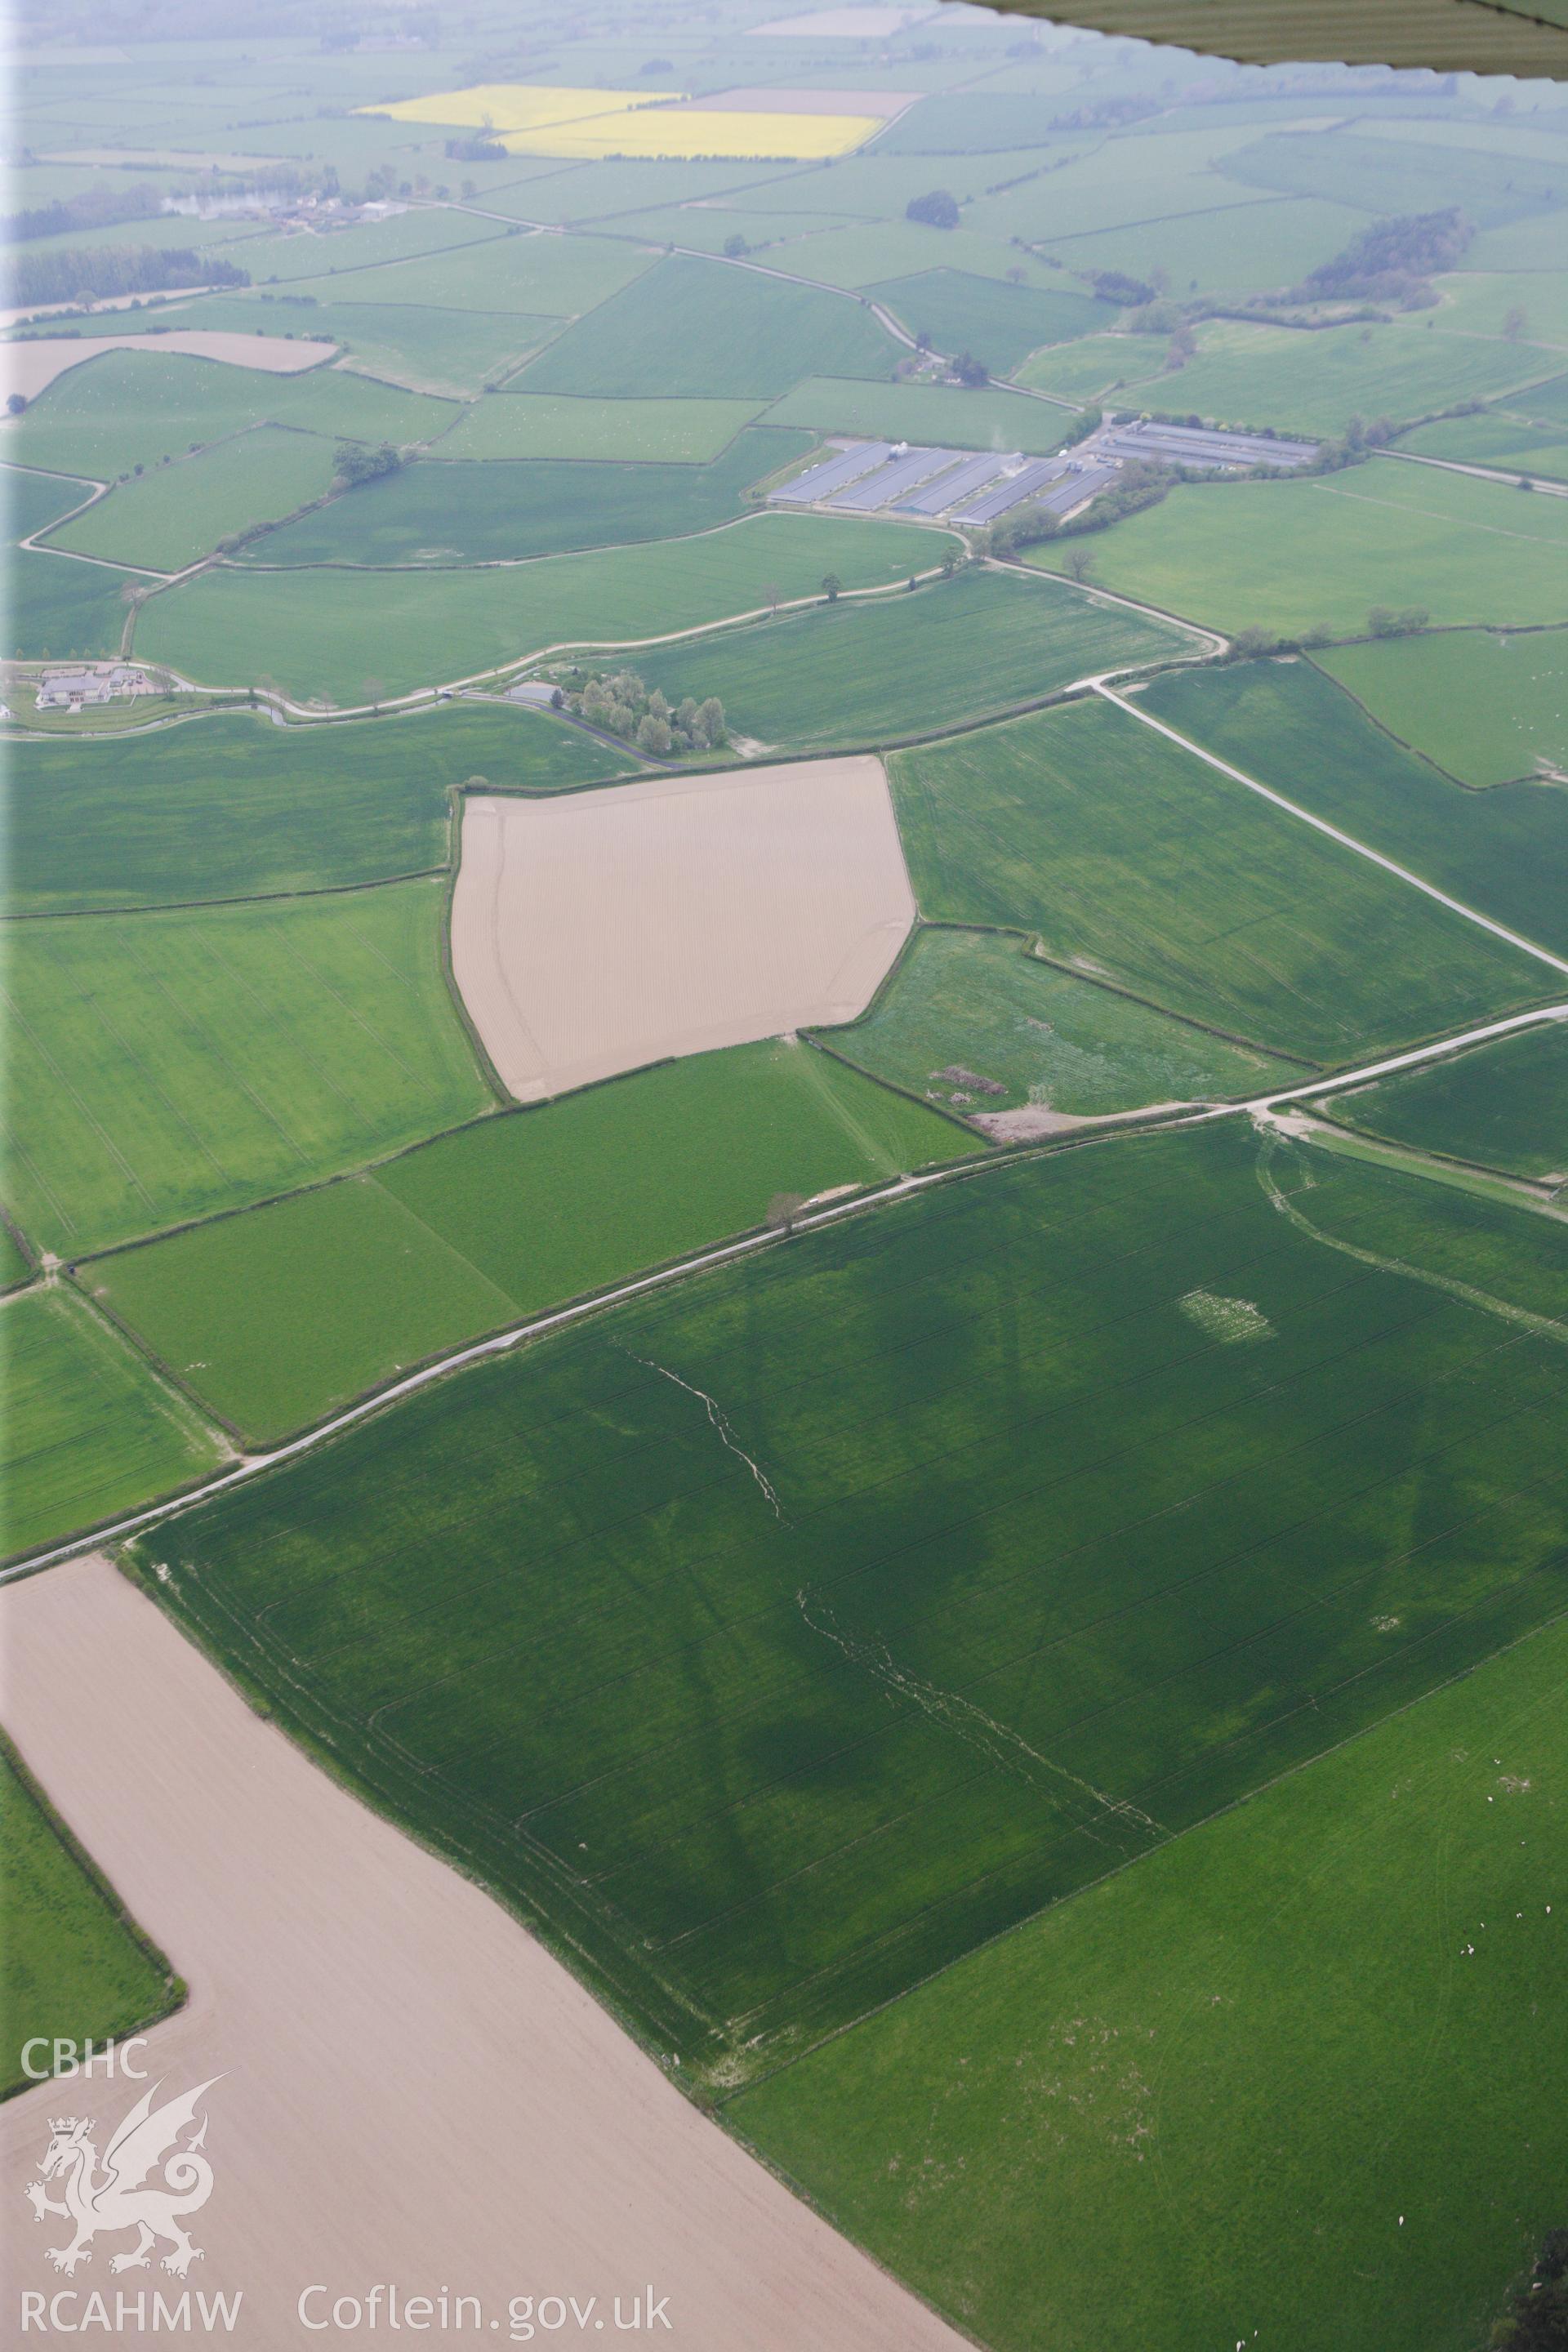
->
xmin=214 ymin=207 xmax=510 ymax=284
xmin=636 ymin=567 xmax=1186 ymax=750
xmin=1325 ymin=1022 xmax=1568 ymax=1183
xmin=1217 ymin=127 xmax=1568 ymax=229
xmin=7 ymin=464 xmax=91 ymax=540
xmin=10 ymin=349 xmax=460 ymax=483
xmin=863 ymin=269 xmax=1112 ymax=375
xmin=1026 ymin=461 xmax=1568 ymax=636
xmin=778 ymin=221 xmax=1074 ymax=294
xmin=2 ymin=704 xmax=617 ymax=913
xmin=91 ymin=1038 xmax=964 ymax=1441
xmin=516 ymin=254 xmax=897 ymax=399
xmin=0 ymin=1739 xmax=178 ymax=2096
xmin=132 ymin=1121 xmax=1568 ymax=2080
xmin=2 ymin=1285 xmax=224 ymax=1559
xmin=238 ymin=427 xmax=813 ymax=567
xmin=1317 ymin=626 xmax=1568 ymax=787
xmin=1513 ymin=372 xmax=1568 ymax=426
xmin=2 ymin=879 xmax=490 ymax=1256
xmin=0 ymin=1223 xmax=33 ymax=1291
xmin=45 ymin=425 xmax=341 ymax=572
xmin=425 ymin=394 xmax=767 ymax=465
xmin=890 ymin=697 xmax=1546 ymax=1065
xmin=283 ymin=228 xmax=657 ymax=319
xmin=10 ymin=547 xmax=136 ymax=660
xmin=733 ymin=1580 xmax=1568 ymax=2352
xmin=830 ymin=926 xmax=1299 ymax=1115
xmin=1399 ymin=407 xmax=1568 ymax=484
xmin=1040 ymin=194 xmax=1366 ymax=299
xmin=763 ymin=373 xmax=1075 ymax=451
xmin=1141 ymin=657 xmax=1568 ymax=958
xmin=135 ymin=511 xmax=955 ymax=702
xmin=325 ymin=308 xmax=564 ymax=396
xmin=1013 ymin=331 xmax=1144 ymax=401
xmin=1134 ymin=315 xmax=1552 ymax=436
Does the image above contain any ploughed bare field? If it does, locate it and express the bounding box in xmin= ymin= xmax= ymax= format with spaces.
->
xmin=0 ymin=1557 xmax=962 ymax=2350
xmin=452 ymin=757 xmax=915 ymax=1102
xmin=1 ymin=332 xmax=339 ymax=403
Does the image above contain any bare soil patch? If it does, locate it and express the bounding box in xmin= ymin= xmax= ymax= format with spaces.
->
xmin=0 ymin=1555 xmax=962 ymax=2349
xmin=451 ymin=757 xmax=915 ymax=1102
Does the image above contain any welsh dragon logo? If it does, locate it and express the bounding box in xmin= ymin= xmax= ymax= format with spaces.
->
xmin=24 ymin=2077 xmax=220 ymax=2278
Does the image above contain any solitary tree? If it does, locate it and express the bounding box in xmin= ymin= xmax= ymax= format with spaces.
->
xmin=764 ymin=580 xmax=781 ymax=616
xmin=1061 ymin=547 xmax=1097 ymax=584
xmin=766 ymin=1191 xmax=808 ymax=1235
xmin=822 ymin=573 xmax=843 ymax=603
xmin=1503 ymin=302 xmax=1529 ymax=340
xmin=6 ymin=391 xmax=25 ymax=416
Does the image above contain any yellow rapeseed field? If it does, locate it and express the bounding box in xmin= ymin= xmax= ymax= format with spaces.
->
xmin=503 ymin=106 xmax=883 ymax=159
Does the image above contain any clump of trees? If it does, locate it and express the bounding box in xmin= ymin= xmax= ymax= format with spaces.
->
xmin=1089 ymin=270 xmax=1157 ymax=308
xmin=567 ymin=668 xmax=726 ymax=756
xmin=444 ymin=136 xmax=506 ymax=161
xmin=14 ymin=246 xmax=249 ymax=308
xmin=333 ymin=441 xmax=403 ymax=488
xmin=951 ymin=350 xmax=989 ymax=387
xmin=3 ymin=185 xmax=162 ymax=243
xmin=906 ymin=189 xmax=960 ymax=230
xmin=1367 ymin=604 xmax=1430 ymax=637
xmin=1282 ymin=207 xmax=1473 ymax=311
xmin=1490 ymin=2227 xmax=1568 ymax=2350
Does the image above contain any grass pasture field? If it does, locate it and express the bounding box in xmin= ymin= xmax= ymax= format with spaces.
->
xmin=514 ymin=255 xmax=897 ymax=399
xmin=2 ymin=704 xmax=618 ymax=914
xmin=2 ymin=879 xmax=490 ymax=1257
xmin=830 ymin=926 xmax=1300 ymax=1116
xmin=201 ymin=207 xmax=510 ymax=286
xmin=1216 ymin=127 xmax=1568 ymax=229
xmin=429 ymin=394 xmax=766 ymax=466
xmin=7 ymin=347 xmax=459 ymax=483
xmin=1316 ymin=627 xmax=1568 ymax=788
xmin=1399 ymin=408 xmax=1568 ymax=484
xmin=1025 ymin=461 xmax=1568 ymax=636
xmin=1040 ymin=194 xmax=1367 ymax=299
xmin=1140 ymin=657 xmax=1568 ymax=959
xmin=1013 ymin=332 xmax=1147 ymax=402
xmin=238 ymin=428 xmax=813 ymax=568
xmin=1130 ymin=315 xmax=1553 ymax=437
xmin=135 ymin=511 xmax=955 ymax=702
xmin=44 ymin=425 xmax=342 ymax=572
xmin=2 ymin=1285 xmax=224 ymax=1559
xmin=0 ymin=1740 xmax=177 ymax=2096
xmin=890 ymin=697 xmax=1547 ymax=1066
xmin=282 ymin=227 xmax=658 ymax=321
xmin=9 ymin=547 xmax=136 ymax=659
xmin=91 ymin=1037 xmax=964 ymax=1441
xmin=862 ymin=270 xmax=1113 ymax=375
xmin=6 ymin=463 xmax=92 ymax=541
xmin=1323 ymin=1022 xmax=1568 ymax=1184
xmin=732 ymin=1577 xmax=1568 ymax=2352
xmin=762 ymin=374 xmax=1075 ymax=451
xmin=635 ymin=567 xmax=1187 ymax=751
xmin=278 ymin=303 xmax=566 ymax=401
xmin=133 ymin=1121 xmax=1568 ymax=2082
